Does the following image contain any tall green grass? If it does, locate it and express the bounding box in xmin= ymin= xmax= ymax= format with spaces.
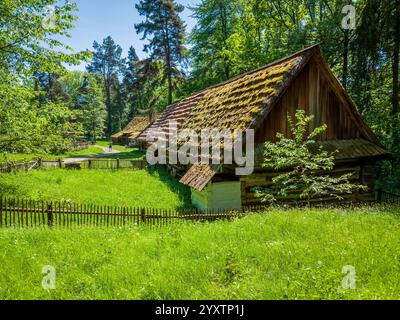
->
xmin=0 ymin=209 xmax=399 ymax=300
xmin=0 ymin=167 xmax=191 ymax=208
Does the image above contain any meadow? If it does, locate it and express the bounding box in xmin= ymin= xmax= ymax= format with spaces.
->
xmin=0 ymin=167 xmax=191 ymax=208
xmin=0 ymin=146 xmax=105 ymax=164
xmin=0 ymin=209 xmax=399 ymax=300
xmin=0 ymin=144 xmax=145 ymax=165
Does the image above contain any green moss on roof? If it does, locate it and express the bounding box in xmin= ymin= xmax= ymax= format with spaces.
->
xmin=180 ymin=56 xmax=304 ymax=132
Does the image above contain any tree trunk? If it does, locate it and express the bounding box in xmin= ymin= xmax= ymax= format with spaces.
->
xmin=167 ymin=66 xmax=173 ymax=106
xmin=392 ymin=0 xmax=400 ymax=115
xmin=164 ymin=22 xmax=173 ymax=106
xmin=342 ymin=29 xmax=349 ymax=89
xmin=220 ymin=4 xmax=230 ymax=80
xmin=105 ymin=82 xmax=112 ymax=137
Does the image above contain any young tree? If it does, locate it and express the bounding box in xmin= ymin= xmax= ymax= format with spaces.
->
xmin=87 ymin=36 xmax=125 ymax=136
xmin=255 ymin=110 xmax=366 ymax=206
xmin=135 ymin=0 xmax=187 ymax=105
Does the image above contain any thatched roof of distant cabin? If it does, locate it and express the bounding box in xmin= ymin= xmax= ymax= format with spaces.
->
xmin=111 ymin=116 xmax=152 ymax=140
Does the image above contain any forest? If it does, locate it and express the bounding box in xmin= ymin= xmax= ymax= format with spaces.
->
xmin=0 ymin=0 xmax=399 ymax=188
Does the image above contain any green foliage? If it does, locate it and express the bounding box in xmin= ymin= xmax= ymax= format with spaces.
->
xmin=0 ymin=77 xmax=82 ymax=154
xmin=0 ymin=209 xmax=399 ymax=299
xmin=256 ymin=110 xmax=366 ymax=204
xmin=59 ymin=72 xmax=107 ymax=142
xmin=135 ymin=0 xmax=187 ymax=105
xmin=0 ymin=0 xmax=90 ymax=77
xmin=0 ymin=0 xmax=90 ymax=155
xmin=87 ymin=36 xmax=126 ymax=136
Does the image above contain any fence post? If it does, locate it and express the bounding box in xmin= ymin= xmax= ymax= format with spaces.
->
xmin=141 ymin=208 xmax=146 ymax=224
xmin=117 ymin=158 xmax=120 ymax=170
xmin=47 ymin=202 xmax=53 ymax=228
xmin=58 ymin=158 xmax=62 ymax=169
xmin=88 ymin=159 xmax=92 ymax=169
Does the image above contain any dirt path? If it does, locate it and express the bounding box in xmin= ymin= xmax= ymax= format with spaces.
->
xmin=62 ymin=146 xmax=121 ymax=164
xmin=95 ymin=145 xmax=120 ymax=154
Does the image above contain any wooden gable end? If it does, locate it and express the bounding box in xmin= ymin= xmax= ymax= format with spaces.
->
xmin=255 ymin=56 xmax=371 ymax=143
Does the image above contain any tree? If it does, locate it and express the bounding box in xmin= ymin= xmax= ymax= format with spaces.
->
xmin=0 ymin=0 xmax=89 ymax=155
xmin=0 ymin=78 xmax=81 ymax=154
xmin=123 ymin=46 xmax=141 ymax=119
xmin=87 ymin=36 xmax=125 ymax=136
xmin=189 ymin=0 xmax=239 ymax=88
xmin=0 ymin=0 xmax=89 ymax=77
xmin=135 ymin=0 xmax=187 ymax=105
xmin=58 ymin=72 xmax=106 ymax=142
xmin=255 ymin=110 xmax=366 ymax=206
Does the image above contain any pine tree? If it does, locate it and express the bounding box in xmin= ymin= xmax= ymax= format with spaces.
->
xmin=87 ymin=36 xmax=125 ymax=136
xmin=135 ymin=0 xmax=187 ymax=105
xmin=123 ymin=46 xmax=141 ymax=119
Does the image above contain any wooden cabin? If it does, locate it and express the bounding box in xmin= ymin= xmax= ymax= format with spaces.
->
xmin=139 ymin=45 xmax=391 ymax=210
xmin=111 ymin=116 xmax=152 ymax=146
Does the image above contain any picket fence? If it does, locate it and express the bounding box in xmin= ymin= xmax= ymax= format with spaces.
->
xmin=0 ymin=198 xmax=266 ymax=229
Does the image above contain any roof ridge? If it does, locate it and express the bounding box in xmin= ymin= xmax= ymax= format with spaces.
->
xmin=170 ymin=44 xmax=321 ymax=106
xmin=203 ymin=44 xmax=320 ymax=92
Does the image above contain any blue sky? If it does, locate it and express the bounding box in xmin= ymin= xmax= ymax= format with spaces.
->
xmin=63 ymin=0 xmax=200 ymax=71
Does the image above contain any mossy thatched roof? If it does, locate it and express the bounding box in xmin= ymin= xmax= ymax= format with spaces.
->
xmin=111 ymin=116 xmax=152 ymax=140
xmin=180 ymin=56 xmax=305 ymax=132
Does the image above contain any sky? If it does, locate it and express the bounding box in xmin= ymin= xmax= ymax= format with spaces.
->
xmin=62 ymin=0 xmax=200 ymax=71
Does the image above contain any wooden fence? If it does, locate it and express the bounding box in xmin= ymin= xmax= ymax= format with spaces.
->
xmin=0 ymin=160 xmax=40 ymax=174
xmin=0 ymin=198 xmax=265 ymax=229
xmin=41 ymin=158 xmax=147 ymax=170
xmin=378 ymin=190 xmax=400 ymax=205
xmin=80 ymin=159 xmax=147 ymax=170
xmin=0 ymin=158 xmax=147 ymax=173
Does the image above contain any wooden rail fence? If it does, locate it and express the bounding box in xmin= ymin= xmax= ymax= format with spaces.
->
xmin=0 ymin=160 xmax=40 ymax=173
xmin=0 ymin=198 xmax=265 ymax=229
xmin=378 ymin=190 xmax=400 ymax=205
xmin=0 ymin=159 xmax=147 ymax=173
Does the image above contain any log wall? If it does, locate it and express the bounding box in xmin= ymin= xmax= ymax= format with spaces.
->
xmin=255 ymin=58 xmax=364 ymax=143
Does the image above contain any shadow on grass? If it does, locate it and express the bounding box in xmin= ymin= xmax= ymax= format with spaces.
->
xmin=147 ymin=165 xmax=193 ymax=209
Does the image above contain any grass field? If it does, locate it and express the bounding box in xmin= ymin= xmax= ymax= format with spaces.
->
xmin=1 ymin=143 xmax=145 ymax=165
xmin=1 ymin=146 xmax=105 ymax=164
xmin=0 ymin=167 xmax=191 ymax=208
xmin=96 ymin=140 xmax=138 ymax=152
xmin=0 ymin=209 xmax=399 ymax=300
xmin=95 ymin=141 xmax=145 ymax=160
